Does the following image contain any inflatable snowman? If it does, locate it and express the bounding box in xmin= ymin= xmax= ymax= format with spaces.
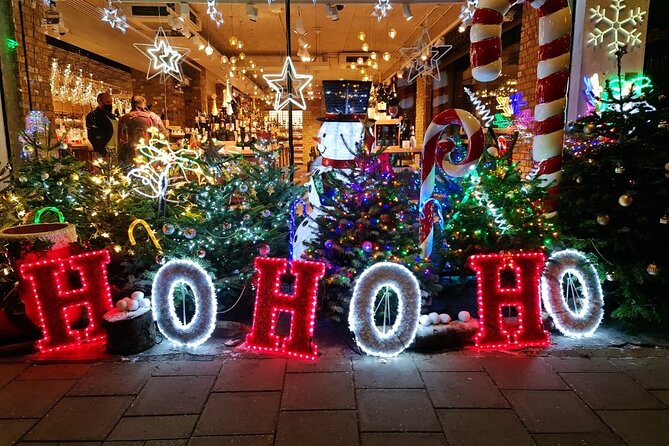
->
xmin=292 ymin=81 xmax=372 ymax=260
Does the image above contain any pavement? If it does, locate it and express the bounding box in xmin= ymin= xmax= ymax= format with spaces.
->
xmin=1 ymin=322 xmax=669 ymax=446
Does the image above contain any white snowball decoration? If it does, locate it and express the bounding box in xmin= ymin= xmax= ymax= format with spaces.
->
xmin=419 ymin=314 xmax=432 ymax=326
xmin=349 ymin=262 xmax=422 ymax=357
xmin=458 ymin=311 xmax=471 ymax=322
xmin=141 ymin=298 xmax=151 ymax=308
xmin=428 ymin=312 xmax=440 ymax=324
xmin=116 ymin=299 xmax=128 ymax=311
xmin=439 ymin=313 xmax=451 ymax=324
xmin=129 ymin=299 xmax=139 ymax=311
xmin=152 ymin=259 xmax=217 ymax=348
xmin=131 ymin=291 xmax=145 ymax=300
xmin=541 ymin=249 xmax=604 ymax=338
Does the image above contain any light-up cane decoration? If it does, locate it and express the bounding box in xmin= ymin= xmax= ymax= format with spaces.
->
xmin=468 ymin=251 xmax=550 ymax=350
xmin=588 ymin=0 xmax=646 ymax=55
xmin=400 ymin=27 xmax=452 ymax=84
xmin=541 ymin=249 xmax=604 ymax=338
xmin=33 ymin=207 xmax=65 ymax=224
xmin=263 ymin=57 xmax=313 ymax=111
xmin=134 ymin=27 xmax=190 ymax=83
xmin=152 ymin=260 xmax=217 ymax=347
xmin=372 ymin=0 xmax=392 ymax=22
xmin=464 ymin=87 xmax=494 ymax=128
xmin=18 ymin=250 xmax=113 ymax=353
xmin=419 ymin=108 xmax=485 ymax=258
xmin=470 ymin=0 xmax=571 ymax=204
xmin=128 ymin=219 xmax=162 ymax=252
xmin=348 ymin=262 xmax=421 ymax=357
xmin=246 ymin=257 xmax=325 ymax=360
xmin=101 ymin=0 xmax=128 ymax=33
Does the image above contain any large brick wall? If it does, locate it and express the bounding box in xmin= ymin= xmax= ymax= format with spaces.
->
xmin=514 ymin=4 xmax=540 ymax=174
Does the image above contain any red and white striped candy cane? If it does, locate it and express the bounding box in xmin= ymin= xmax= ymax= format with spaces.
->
xmin=470 ymin=0 xmax=571 ymax=203
xmin=420 ymin=109 xmax=485 ymax=258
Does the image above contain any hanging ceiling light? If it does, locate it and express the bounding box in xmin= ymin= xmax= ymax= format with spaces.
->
xmin=221 ymin=55 xmax=228 ymax=64
xmin=230 ymin=56 xmax=237 ymax=64
xmin=237 ymin=40 xmax=244 ymax=50
xmin=298 ymin=37 xmax=310 ymax=49
xmin=370 ymin=52 xmax=377 ymax=60
xmin=229 ymin=36 xmax=238 ymax=47
xmin=388 ymin=28 xmax=397 ymax=39
xmin=350 ymin=62 xmax=357 ymax=69
xmin=361 ymin=42 xmax=369 ymax=52
xmin=239 ymin=52 xmax=246 ymax=60
xmin=249 ymin=60 xmax=256 ymax=68
xmin=383 ymin=51 xmax=391 ymax=61
xmin=357 ymin=57 xmax=364 ymax=65
xmin=204 ymin=43 xmax=214 ymax=56
xmin=403 ymin=4 xmax=413 ymax=21
xmin=372 ymin=61 xmax=379 ymax=70
xmin=358 ymin=31 xmax=366 ymax=41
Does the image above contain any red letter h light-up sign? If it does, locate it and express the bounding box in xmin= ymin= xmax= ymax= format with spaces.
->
xmin=468 ymin=252 xmax=549 ymax=350
xmin=246 ymin=257 xmax=326 ymax=361
xmin=19 ymin=250 xmax=114 ymax=353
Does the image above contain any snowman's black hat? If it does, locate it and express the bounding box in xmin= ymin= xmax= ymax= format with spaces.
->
xmin=318 ymin=80 xmax=372 ymax=122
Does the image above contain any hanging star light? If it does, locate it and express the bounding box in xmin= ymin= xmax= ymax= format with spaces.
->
xmin=206 ymin=0 xmax=224 ymax=27
xmin=372 ymin=0 xmax=392 ymax=22
xmin=458 ymin=0 xmax=478 ymax=32
xmin=134 ymin=27 xmax=190 ymax=82
xmin=401 ymin=28 xmax=451 ymax=84
xmin=101 ymin=0 xmax=128 ymax=33
xmin=263 ymin=57 xmax=313 ymax=111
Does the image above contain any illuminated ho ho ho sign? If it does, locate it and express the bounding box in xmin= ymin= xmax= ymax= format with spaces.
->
xmin=150 ymin=252 xmax=603 ymax=356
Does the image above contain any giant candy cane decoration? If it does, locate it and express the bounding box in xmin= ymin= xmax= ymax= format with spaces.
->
xmin=470 ymin=0 xmax=571 ymax=199
xmin=420 ymin=109 xmax=485 ymax=258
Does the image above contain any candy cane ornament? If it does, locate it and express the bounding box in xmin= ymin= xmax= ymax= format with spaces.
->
xmin=420 ymin=109 xmax=485 ymax=258
xmin=470 ymin=0 xmax=571 ymax=202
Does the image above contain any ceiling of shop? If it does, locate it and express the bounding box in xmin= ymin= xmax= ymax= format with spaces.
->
xmin=52 ymin=0 xmax=464 ymax=97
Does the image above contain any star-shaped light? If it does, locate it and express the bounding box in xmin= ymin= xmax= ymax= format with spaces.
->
xmin=372 ymin=0 xmax=392 ymax=22
xmin=401 ymin=28 xmax=452 ymax=84
xmin=101 ymin=0 xmax=128 ymax=33
xmin=206 ymin=0 xmax=224 ymax=27
xmin=263 ymin=57 xmax=313 ymax=111
xmin=134 ymin=27 xmax=190 ymax=82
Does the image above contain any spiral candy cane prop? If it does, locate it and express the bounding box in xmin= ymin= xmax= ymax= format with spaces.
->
xmin=470 ymin=0 xmax=571 ymax=199
xmin=420 ymin=109 xmax=485 ymax=258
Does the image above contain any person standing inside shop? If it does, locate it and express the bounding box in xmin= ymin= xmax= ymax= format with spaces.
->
xmin=86 ymin=92 xmax=118 ymax=157
xmin=118 ymin=95 xmax=168 ymax=164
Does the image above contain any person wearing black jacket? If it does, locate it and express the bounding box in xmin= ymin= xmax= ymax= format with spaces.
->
xmin=86 ymin=92 xmax=117 ymax=156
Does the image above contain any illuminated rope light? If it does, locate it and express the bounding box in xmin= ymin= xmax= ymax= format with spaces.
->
xmin=134 ymin=27 xmax=190 ymax=82
xmin=263 ymin=57 xmax=313 ymax=111
xmin=128 ymin=219 xmax=162 ymax=252
xmin=206 ymin=0 xmax=224 ymax=27
xmin=33 ymin=207 xmax=65 ymax=223
xmin=464 ymin=87 xmax=494 ymax=128
xmin=348 ymin=262 xmax=421 ymax=357
xmin=541 ymin=249 xmax=604 ymax=338
xmin=372 ymin=0 xmax=392 ymax=22
xmin=101 ymin=0 xmax=129 ymax=33
xmin=588 ymin=0 xmax=646 ymax=55
xmin=152 ymin=260 xmax=217 ymax=348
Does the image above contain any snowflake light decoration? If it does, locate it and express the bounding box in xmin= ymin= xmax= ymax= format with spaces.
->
xmin=101 ymin=0 xmax=128 ymax=33
xmin=127 ymin=137 xmax=202 ymax=200
xmin=134 ymin=27 xmax=190 ymax=82
xmin=264 ymin=57 xmax=313 ymax=111
xmin=458 ymin=0 xmax=478 ymax=33
xmin=206 ymin=0 xmax=224 ymax=27
xmin=588 ymin=0 xmax=646 ymax=55
xmin=372 ymin=0 xmax=392 ymax=22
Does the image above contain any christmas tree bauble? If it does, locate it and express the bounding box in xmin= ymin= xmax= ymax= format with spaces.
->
xmin=584 ymin=123 xmax=596 ymax=134
xmin=647 ymin=264 xmax=659 ymax=276
xmin=361 ymin=241 xmax=374 ymax=253
xmin=258 ymin=244 xmax=271 ymax=256
xmin=597 ymin=214 xmax=611 ymax=225
xmin=41 ymin=172 xmax=49 ymax=180
xmin=618 ymin=194 xmax=633 ymax=207
xmin=162 ymin=223 xmax=175 ymax=235
xmin=184 ymin=227 xmax=197 ymax=239
xmin=198 ymin=249 xmax=207 ymax=258
xmin=615 ymin=166 xmax=625 ymax=174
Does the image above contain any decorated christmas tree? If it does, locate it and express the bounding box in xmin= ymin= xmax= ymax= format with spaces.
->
xmin=560 ymin=48 xmax=669 ymax=326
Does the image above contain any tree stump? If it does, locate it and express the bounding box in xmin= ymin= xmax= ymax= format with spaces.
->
xmin=103 ymin=309 xmax=155 ymax=355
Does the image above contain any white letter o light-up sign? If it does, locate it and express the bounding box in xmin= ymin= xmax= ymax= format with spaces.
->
xmin=348 ymin=262 xmax=422 ymax=357
xmin=152 ymin=259 xmax=217 ymax=347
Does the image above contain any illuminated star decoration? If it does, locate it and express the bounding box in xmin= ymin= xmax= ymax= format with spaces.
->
xmin=101 ymin=0 xmax=128 ymax=33
xmin=134 ymin=27 xmax=190 ymax=82
xmin=372 ymin=0 xmax=392 ymax=22
xmin=401 ymin=28 xmax=452 ymax=84
xmin=206 ymin=0 xmax=224 ymax=27
xmin=588 ymin=0 xmax=646 ymax=55
xmin=458 ymin=0 xmax=478 ymax=32
xmin=263 ymin=57 xmax=313 ymax=111
xmin=127 ymin=137 xmax=202 ymax=200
